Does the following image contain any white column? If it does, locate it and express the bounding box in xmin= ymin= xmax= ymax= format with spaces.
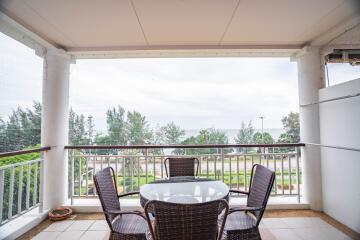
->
xmin=296 ymin=46 xmax=324 ymax=211
xmin=41 ymin=49 xmax=71 ymax=210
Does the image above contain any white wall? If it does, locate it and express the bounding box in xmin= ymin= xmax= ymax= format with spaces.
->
xmin=319 ymin=78 xmax=360 ymax=233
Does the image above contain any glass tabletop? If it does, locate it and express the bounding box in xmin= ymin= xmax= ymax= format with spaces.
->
xmin=140 ymin=178 xmax=229 ymax=204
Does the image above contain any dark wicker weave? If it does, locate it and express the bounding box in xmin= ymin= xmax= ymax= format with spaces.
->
xmin=224 ymin=164 xmax=275 ymax=240
xmin=164 ymin=157 xmax=199 ymax=177
xmin=144 ymin=199 xmax=229 ymax=240
xmin=94 ymin=167 xmax=148 ymax=240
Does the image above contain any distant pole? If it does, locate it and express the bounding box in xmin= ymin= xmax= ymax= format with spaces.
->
xmin=259 ymin=116 xmax=265 ymax=155
xmin=259 ymin=116 xmax=265 ymax=144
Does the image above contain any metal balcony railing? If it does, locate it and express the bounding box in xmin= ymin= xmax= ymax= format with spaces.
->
xmin=0 ymin=147 xmax=50 ymax=226
xmin=66 ymin=144 xmax=304 ymax=204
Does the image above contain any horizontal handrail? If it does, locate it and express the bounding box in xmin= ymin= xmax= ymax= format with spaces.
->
xmin=0 ymin=146 xmax=51 ymax=158
xmin=305 ymin=142 xmax=360 ymax=152
xmin=71 ymin=152 xmax=298 ymax=158
xmin=65 ymin=143 xmax=304 ymax=150
xmin=299 ymin=92 xmax=360 ymax=107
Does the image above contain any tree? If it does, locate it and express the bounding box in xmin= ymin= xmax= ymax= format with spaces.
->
xmin=253 ymin=131 xmax=274 ymax=153
xmin=2 ymin=102 xmax=42 ymax=151
xmin=106 ymin=106 xmax=126 ymax=145
xmin=159 ymin=122 xmax=185 ymax=144
xmin=126 ymin=111 xmax=152 ymax=145
xmin=234 ymin=121 xmax=254 ymax=153
xmin=280 ymin=112 xmax=300 ymax=143
xmin=86 ymin=115 xmax=95 ymax=144
xmin=179 ymin=128 xmax=232 ymax=155
xmin=0 ymin=117 xmax=6 ymax=152
xmin=68 ymin=108 xmax=87 ymax=145
xmin=253 ymin=132 xmax=274 ymax=144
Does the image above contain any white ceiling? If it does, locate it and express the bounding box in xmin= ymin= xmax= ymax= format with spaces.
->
xmin=0 ymin=0 xmax=359 ymax=53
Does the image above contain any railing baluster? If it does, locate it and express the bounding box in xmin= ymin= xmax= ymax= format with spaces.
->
xmin=206 ymin=156 xmax=209 ymax=179
xmin=70 ymin=152 xmax=74 ymax=204
xmin=123 ymin=157 xmax=126 ymax=193
xmin=131 ymin=158 xmax=134 ymax=192
xmin=115 ymin=157 xmax=118 ymax=193
xmin=244 ymin=155 xmax=247 ymax=192
xmin=0 ymin=169 xmax=4 ymax=223
xmin=214 ymin=154 xmax=217 ymax=180
xmin=153 ymin=155 xmax=156 ymax=181
xmin=33 ymin=162 xmax=38 ymax=205
xmin=86 ymin=157 xmax=89 ymax=196
xmin=145 ymin=149 xmax=148 ymax=183
xmin=17 ymin=165 xmax=23 ymax=214
xmin=289 ymin=154 xmax=292 ymax=195
xmin=39 ymin=157 xmax=44 ymax=212
xmin=137 ymin=157 xmax=140 ymax=191
xmin=221 ymin=148 xmax=224 ymax=182
xmin=161 ymin=156 xmax=163 ymax=179
xmin=26 ymin=163 xmax=30 ymax=210
xmin=199 ymin=156 xmax=202 ymax=176
xmin=93 ymin=155 xmax=97 ymax=195
xmin=229 ymin=155 xmax=232 ymax=188
xmin=274 ymin=155 xmax=277 ymax=195
xmin=79 ymin=157 xmax=82 ymax=196
xmin=8 ymin=166 xmax=15 ymax=219
xmin=296 ymin=147 xmax=301 ymax=203
xmin=236 ymin=156 xmax=239 ymax=190
xmin=281 ymin=155 xmax=284 ymax=195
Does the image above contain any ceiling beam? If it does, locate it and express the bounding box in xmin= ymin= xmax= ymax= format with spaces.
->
xmin=310 ymin=14 xmax=360 ymax=47
xmin=0 ymin=11 xmax=59 ymax=56
xmin=67 ymin=44 xmax=303 ymax=59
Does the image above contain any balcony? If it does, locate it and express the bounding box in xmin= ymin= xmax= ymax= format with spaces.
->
xmin=1 ymin=0 xmax=360 ymax=239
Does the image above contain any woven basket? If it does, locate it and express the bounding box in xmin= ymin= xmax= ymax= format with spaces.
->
xmin=48 ymin=207 xmax=73 ymax=221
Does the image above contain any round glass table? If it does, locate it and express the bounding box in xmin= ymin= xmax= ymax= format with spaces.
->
xmin=140 ymin=177 xmax=229 ymax=207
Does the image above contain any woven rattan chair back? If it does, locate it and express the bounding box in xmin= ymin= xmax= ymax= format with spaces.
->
xmin=144 ymin=199 xmax=229 ymax=240
xmin=164 ymin=157 xmax=199 ymax=177
xmin=94 ymin=167 xmax=120 ymax=224
xmin=247 ymin=164 xmax=275 ymax=223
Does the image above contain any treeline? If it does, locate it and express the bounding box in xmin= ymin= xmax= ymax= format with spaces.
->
xmin=0 ymin=102 xmax=300 ymax=153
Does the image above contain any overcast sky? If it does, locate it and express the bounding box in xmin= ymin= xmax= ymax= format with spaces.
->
xmin=1 ymin=32 xmax=359 ymax=131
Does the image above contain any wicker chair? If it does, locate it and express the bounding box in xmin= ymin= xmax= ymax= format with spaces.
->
xmin=164 ymin=157 xmax=199 ymax=177
xmin=94 ymin=167 xmax=148 ymax=240
xmin=144 ymin=199 xmax=229 ymax=240
xmin=224 ymin=164 xmax=275 ymax=240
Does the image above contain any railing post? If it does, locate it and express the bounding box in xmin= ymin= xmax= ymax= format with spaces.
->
xmin=70 ymin=150 xmax=74 ymax=205
xmin=18 ymin=165 xmax=23 ymax=214
xmin=39 ymin=152 xmax=45 ymax=212
xmin=296 ymin=146 xmax=301 ymax=203
xmin=0 ymin=169 xmax=4 ymax=222
xmin=221 ymin=147 xmax=224 ymax=182
xmin=145 ymin=148 xmax=148 ymax=183
xmin=8 ymin=166 xmax=14 ymax=220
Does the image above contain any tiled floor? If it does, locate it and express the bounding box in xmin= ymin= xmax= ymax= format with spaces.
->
xmin=31 ymin=217 xmax=353 ymax=240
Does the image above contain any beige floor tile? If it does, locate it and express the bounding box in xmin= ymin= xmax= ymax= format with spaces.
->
xmin=262 ymin=218 xmax=289 ymax=229
xmin=43 ymin=220 xmax=74 ymax=232
xmin=31 ymin=231 xmax=62 ymax=240
xmin=56 ymin=231 xmax=85 ymax=240
xmin=281 ymin=217 xmax=332 ymax=229
xmin=88 ymin=220 xmax=109 ymax=231
xmin=67 ymin=220 xmax=95 ymax=231
xmin=79 ymin=231 xmax=110 ymax=240
xmin=270 ymin=228 xmax=302 ymax=240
